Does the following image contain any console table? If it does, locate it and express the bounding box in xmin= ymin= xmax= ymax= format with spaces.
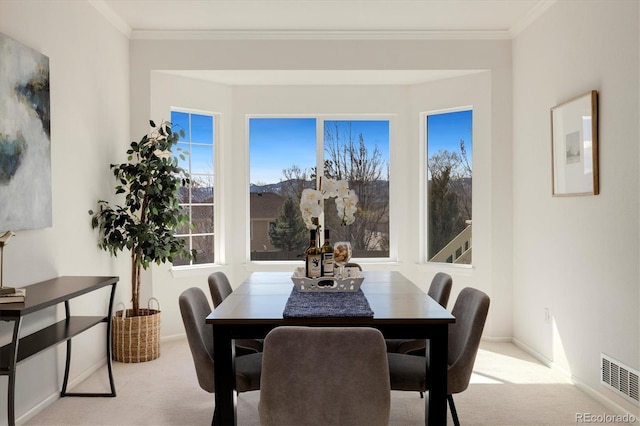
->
xmin=0 ymin=276 xmax=119 ymax=426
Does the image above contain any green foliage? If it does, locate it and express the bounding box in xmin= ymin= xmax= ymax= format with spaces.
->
xmin=428 ymin=165 xmax=465 ymax=259
xmin=427 ymin=141 xmax=472 ymax=260
xmin=268 ymin=198 xmax=308 ymax=253
xmin=89 ymin=120 xmax=194 ymax=314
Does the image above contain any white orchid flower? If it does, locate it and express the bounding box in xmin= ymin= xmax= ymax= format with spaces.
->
xmin=335 ymin=179 xmax=350 ymax=197
xmin=300 ymin=178 xmax=359 ymax=228
xmin=322 ymin=178 xmax=340 ymax=199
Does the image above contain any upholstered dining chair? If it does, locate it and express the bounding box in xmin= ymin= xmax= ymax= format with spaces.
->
xmin=207 ymin=271 xmax=264 ymax=354
xmin=387 ymin=287 xmax=490 ymax=426
xmin=259 ymin=326 xmax=390 ymax=426
xmin=178 ymin=287 xmax=262 ymax=396
xmin=386 ymin=272 xmax=453 ymax=354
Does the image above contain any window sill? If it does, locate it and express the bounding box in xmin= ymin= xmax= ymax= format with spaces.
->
xmin=170 ymin=263 xmax=225 ymax=278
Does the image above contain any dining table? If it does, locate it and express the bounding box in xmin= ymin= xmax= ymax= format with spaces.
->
xmin=206 ymin=270 xmax=455 ymax=425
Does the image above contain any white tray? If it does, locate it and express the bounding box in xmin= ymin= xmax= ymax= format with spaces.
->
xmin=291 ymin=267 xmax=364 ymax=292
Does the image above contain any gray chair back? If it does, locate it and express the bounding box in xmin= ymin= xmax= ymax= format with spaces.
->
xmin=179 ymin=287 xmax=216 ymax=392
xmin=208 ymin=271 xmax=232 ymax=308
xmin=386 ymin=287 xmax=489 ymax=425
xmin=207 ymin=272 xmax=264 ymax=354
xmin=259 ymin=326 xmax=390 ymax=426
xmin=427 ymin=272 xmax=453 ymax=308
xmin=179 ymin=287 xmax=262 ymax=394
xmin=386 ymin=272 xmax=452 ymax=355
xmin=447 ymin=287 xmax=490 ymax=394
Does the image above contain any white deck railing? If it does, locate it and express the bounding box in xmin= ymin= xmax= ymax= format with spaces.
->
xmin=429 ymin=221 xmax=472 ymax=264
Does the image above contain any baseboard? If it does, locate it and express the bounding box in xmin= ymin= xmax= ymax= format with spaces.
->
xmin=161 ymin=333 xmax=187 ymax=343
xmin=511 ymin=337 xmax=556 ymax=369
xmin=16 ymin=356 xmax=108 ymax=425
xmin=511 ymin=337 xmax=637 ymax=419
xmin=480 ymin=336 xmax=513 ymax=343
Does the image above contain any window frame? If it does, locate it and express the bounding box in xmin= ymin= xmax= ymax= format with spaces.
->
xmin=246 ymin=114 xmax=396 ymax=265
xmin=171 ymin=107 xmax=220 ymax=268
xmin=421 ymin=107 xmax=474 ymax=267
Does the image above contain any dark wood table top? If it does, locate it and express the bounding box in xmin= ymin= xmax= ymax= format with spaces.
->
xmin=206 ymin=271 xmax=455 ymax=326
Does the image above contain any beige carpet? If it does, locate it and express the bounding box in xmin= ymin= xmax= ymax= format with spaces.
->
xmin=25 ymin=339 xmax=625 ymax=426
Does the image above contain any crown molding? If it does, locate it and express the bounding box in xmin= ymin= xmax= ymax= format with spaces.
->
xmin=129 ymin=29 xmax=512 ymax=41
xmin=89 ymin=0 xmax=132 ymax=38
xmin=509 ymin=0 xmax=556 ymax=38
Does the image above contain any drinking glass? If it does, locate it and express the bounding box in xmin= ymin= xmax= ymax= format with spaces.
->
xmin=333 ymin=241 xmax=352 ymax=279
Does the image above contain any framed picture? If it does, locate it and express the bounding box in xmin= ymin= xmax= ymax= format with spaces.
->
xmin=551 ymin=90 xmax=599 ymax=196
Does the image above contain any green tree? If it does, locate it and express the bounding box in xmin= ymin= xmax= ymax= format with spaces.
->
xmin=428 ymin=164 xmax=464 ymax=259
xmin=90 ymin=120 xmax=194 ymax=316
xmin=268 ymin=197 xmax=308 ymax=253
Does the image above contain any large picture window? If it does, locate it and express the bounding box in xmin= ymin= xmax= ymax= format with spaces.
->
xmin=172 ymin=110 xmax=215 ymax=265
xmin=426 ymin=109 xmax=473 ymax=264
xmin=249 ymin=117 xmax=390 ymax=261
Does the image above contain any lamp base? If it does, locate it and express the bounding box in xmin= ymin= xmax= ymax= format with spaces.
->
xmin=0 ymin=287 xmax=16 ymax=295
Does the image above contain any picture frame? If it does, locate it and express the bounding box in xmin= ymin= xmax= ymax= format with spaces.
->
xmin=551 ymin=90 xmax=599 ymax=196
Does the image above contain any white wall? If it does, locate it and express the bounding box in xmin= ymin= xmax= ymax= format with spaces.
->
xmin=512 ymin=0 xmax=639 ymax=415
xmin=5 ymin=0 xmax=637 ymax=420
xmin=132 ymin=39 xmax=513 ymax=341
xmin=0 ymin=0 xmax=129 ymax=422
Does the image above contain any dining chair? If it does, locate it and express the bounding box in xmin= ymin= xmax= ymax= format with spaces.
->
xmin=259 ymin=326 xmax=390 ymax=426
xmin=178 ymin=287 xmax=262 ymax=396
xmin=386 ymin=272 xmax=453 ymax=354
xmin=387 ymin=287 xmax=490 ymax=426
xmin=207 ymin=271 xmax=264 ymax=354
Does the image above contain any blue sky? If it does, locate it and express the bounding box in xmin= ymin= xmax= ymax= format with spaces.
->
xmin=250 ymin=118 xmax=317 ymax=185
xmin=427 ymin=110 xmax=473 ymax=162
xmin=249 ymin=118 xmax=392 ymax=185
xmin=172 ymin=111 xmax=214 ymax=176
xmin=171 ymin=110 xmax=473 ymax=184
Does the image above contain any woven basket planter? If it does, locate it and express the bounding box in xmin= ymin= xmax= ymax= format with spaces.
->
xmin=112 ymin=301 xmax=161 ymax=363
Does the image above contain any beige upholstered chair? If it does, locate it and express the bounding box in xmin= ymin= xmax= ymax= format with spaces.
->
xmin=259 ymin=326 xmax=390 ymax=426
xmin=386 ymin=272 xmax=453 ymax=354
xmin=387 ymin=287 xmax=490 ymax=426
xmin=178 ymin=287 xmax=262 ymax=396
xmin=207 ymin=271 xmax=264 ymax=354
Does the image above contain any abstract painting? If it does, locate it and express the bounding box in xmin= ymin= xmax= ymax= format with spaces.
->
xmin=0 ymin=32 xmax=51 ymax=231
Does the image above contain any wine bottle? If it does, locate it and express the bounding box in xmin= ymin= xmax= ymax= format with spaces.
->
xmin=321 ymin=229 xmax=334 ymax=277
xmin=305 ymin=229 xmax=322 ymax=278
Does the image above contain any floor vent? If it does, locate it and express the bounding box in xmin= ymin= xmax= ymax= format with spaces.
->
xmin=601 ymin=354 xmax=639 ymax=406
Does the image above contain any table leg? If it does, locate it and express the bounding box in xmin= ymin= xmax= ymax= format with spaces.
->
xmin=212 ymin=325 xmax=236 ymax=425
xmin=426 ymin=325 xmax=448 ymax=425
xmin=7 ymin=317 xmax=22 ymax=426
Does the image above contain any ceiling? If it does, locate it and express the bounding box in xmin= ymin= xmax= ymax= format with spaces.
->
xmin=92 ymin=0 xmax=554 ymax=85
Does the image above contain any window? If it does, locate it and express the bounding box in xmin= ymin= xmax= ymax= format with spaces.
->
xmin=426 ymin=109 xmax=473 ymax=264
xmin=249 ymin=117 xmax=390 ymax=261
xmin=171 ymin=110 xmax=215 ymax=265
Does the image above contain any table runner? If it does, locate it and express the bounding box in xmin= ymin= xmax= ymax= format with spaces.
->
xmin=283 ymin=287 xmax=374 ymax=318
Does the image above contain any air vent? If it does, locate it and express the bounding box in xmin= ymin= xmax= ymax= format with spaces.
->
xmin=601 ymin=354 xmax=639 ymax=406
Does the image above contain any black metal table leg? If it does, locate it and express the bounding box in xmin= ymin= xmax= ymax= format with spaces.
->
xmin=212 ymin=325 xmax=236 ymax=425
xmin=426 ymin=325 xmax=448 ymax=425
xmin=61 ymin=282 xmax=117 ymax=397
xmin=7 ymin=317 xmax=22 ymax=426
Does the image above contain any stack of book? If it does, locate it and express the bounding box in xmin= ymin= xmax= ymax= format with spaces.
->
xmin=0 ymin=288 xmax=26 ymax=304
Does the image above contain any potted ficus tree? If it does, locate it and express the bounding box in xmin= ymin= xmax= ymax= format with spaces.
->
xmin=89 ymin=120 xmax=194 ymax=363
